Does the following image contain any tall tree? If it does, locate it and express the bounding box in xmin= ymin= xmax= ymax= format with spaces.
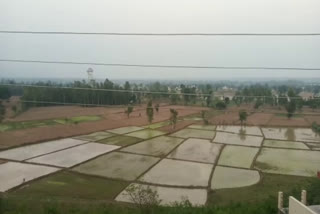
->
xmin=170 ymin=109 xmax=178 ymax=129
xmin=146 ymin=100 xmax=154 ymax=124
xmin=239 ymin=110 xmax=248 ymax=126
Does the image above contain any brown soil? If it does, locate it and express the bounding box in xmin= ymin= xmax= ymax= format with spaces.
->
xmin=0 ymin=105 xmax=207 ymax=150
xmin=246 ymin=113 xmax=274 ymax=126
xmin=304 ymin=116 xmax=320 ymax=124
xmin=208 ymin=111 xmax=240 ymax=125
xmin=8 ymin=106 xmax=125 ymax=122
xmin=266 ymin=116 xmax=310 ymax=127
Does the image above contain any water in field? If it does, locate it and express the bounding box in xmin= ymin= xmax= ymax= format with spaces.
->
xmin=211 ymin=166 xmax=260 ymax=189
xmin=218 ymin=145 xmax=259 ymax=168
xmin=263 ymin=139 xmax=309 ymax=150
xmin=213 ymin=132 xmax=263 ymax=147
xmin=140 ymin=159 xmax=212 ymax=187
xmin=98 ymin=135 xmax=142 ymax=146
xmin=188 ymin=124 xmax=217 ymax=131
xmin=73 ymin=152 xmax=159 ymax=181
xmin=74 ymin=131 xmax=115 ymax=141
xmin=107 ymin=126 xmax=144 ymax=135
xmin=121 ymin=136 xmax=184 ymax=157
xmin=168 ymin=138 xmax=222 ymax=163
xmin=262 ymin=128 xmax=320 ymax=143
xmin=170 ymin=128 xmax=216 ymax=139
xmin=255 ymin=148 xmax=320 ymax=177
xmin=126 ymin=129 xmax=166 ymax=139
xmin=217 ymin=125 xmax=262 ymax=136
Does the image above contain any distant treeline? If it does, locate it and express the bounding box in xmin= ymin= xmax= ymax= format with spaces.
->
xmin=21 ymin=79 xmax=145 ymax=107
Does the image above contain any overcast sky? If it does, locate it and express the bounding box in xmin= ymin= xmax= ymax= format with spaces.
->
xmin=1 ymin=0 xmax=320 ymax=80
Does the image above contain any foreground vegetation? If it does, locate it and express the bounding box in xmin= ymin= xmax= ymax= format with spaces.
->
xmin=1 ymin=171 xmax=318 ymax=214
xmin=0 ymin=196 xmax=277 ymax=214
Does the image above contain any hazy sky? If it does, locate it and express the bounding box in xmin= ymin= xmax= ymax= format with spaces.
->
xmin=1 ymin=0 xmax=320 ymax=80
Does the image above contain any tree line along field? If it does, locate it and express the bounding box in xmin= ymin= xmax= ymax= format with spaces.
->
xmin=2 ymin=80 xmax=320 ymax=121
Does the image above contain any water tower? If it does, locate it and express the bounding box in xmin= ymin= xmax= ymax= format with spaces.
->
xmin=87 ymin=68 xmax=94 ymax=86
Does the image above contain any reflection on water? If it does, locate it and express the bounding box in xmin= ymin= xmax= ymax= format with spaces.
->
xmin=239 ymin=128 xmax=247 ymax=141
xmin=285 ymin=128 xmax=296 ymax=141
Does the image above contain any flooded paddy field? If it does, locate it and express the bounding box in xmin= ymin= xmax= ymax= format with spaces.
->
xmin=216 ymin=125 xmax=262 ymax=136
xmin=170 ymin=128 xmax=216 ymax=139
xmin=211 ymin=166 xmax=260 ymax=189
xmin=263 ymin=139 xmax=309 ymax=149
xmin=255 ymin=148 xmax=320 ymax=177
xmin=188 ymin=124 xmax=217 ymax=131
xmin=73 ymin=152 xmax=159 ymax=181
xmin=108 ymin=126 xmax=145 ymax=135
xmin=1 ymin=124 xmax=320 ymax=206
xmin=262 ymin=127 xmax=320 ymax=142
xmin=121 ymin=136 xmax=184 ymax=157
xmin=125 ymin=129 xmax=166 ymax=139
xmin=218 ymin=145 xmax=259 ymax=168
xmin=27 ymin=143 xmax=119 ymax=167
xmin=0 ymin=138 xmax=87 ymax=161
xmin=0 ymin=162 xmax=59 ymax=192
xmin=139 ymin=159 xmax=212 ymax=187
xmin=74 ymin=131 xmax=115 ymax=142
xmin=97 ymin=135 xmax=142 ymax=146
xmin=168 ymin=138 xmax=222 ymax=164
xmin=213 ymin=132 xmax=263 ymax=147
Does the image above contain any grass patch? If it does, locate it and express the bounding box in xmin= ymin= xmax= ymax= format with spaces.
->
xmin=0 ymin=115 xmax=102 ymax=132
xmin=208 ymin=173 xmax=314 ymax=206
xmin=97 ymin=135 xmax=142 ymax=146
xmin=275 ymin=113 xmax=303 ymax=118
xmin=143 ymin=121 xmax=171 ymax=129
xmin=0 ymin=196 xmax=277 ymax=214
xmin=11 ymin=171 xmax=128 ymax=200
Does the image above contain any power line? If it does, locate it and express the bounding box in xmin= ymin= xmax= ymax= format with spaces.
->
xmin=1 ymin=59 xmax=320 ymax=71
xmin=1 ymin=31 xmax=320 ymax=36
xmin=1 ymin=83 xmax=319 ymax=100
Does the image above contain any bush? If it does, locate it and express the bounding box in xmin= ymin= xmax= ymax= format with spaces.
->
xmin=216 ymin=101 xmax=226 ymax=110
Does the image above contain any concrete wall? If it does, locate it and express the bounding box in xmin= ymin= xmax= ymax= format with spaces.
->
xmin=289 ymin=197 xmax=317 ymax=214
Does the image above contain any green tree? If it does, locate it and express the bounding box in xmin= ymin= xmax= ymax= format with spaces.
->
xmin=155 ymin=104 xmax=160 ymax=113
xmin=254 ymin=99 xmax=263 ymax=109
xmin=224 ymin=97 xmax=230 ymax=105
xmin=146 ymin=100 xmax=154 ymax=124
xmin=216 ymin=101 xmax=226 ymax=110
xmin=0 ymin=101 xmax=5 ymax=123
xmin=170 ymin=93 xmax=179 ymax=105
xmin=125 ymin=105 xmax=134 ymax=118
xmin=124 ymin=184 xmax=161 ymax=214
xmin=285 ymin=101 xmax=296 ymax=119
xmin=201 ymin=110 xmax=209 ymax=125
xmin=239 ymin=110 xmax=248 ymax=126
xmin=170 ymin=109 xmax=178 ymax=129
xmin=0 ymin=86 xmax=10 ymax=99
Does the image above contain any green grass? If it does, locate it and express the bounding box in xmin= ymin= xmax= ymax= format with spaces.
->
xmin=97 ymin=135 xmax=142 ymax=146
xmin=143 ymin=121 xmax=171 ymax=129
xmin=0 ymin=196 xmax=277 ymax=214
xmin=11 ymin=171 xmax=128 ymax=200
xmin=208 ymin=173 xmax=315 ymax=206
xmin=275 ymin=113 xmax=303 ymax=118
xmin=0 ymin=115 xmax=101 ymax=132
